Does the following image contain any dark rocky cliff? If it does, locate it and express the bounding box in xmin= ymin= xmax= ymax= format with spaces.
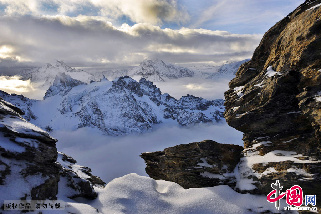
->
xmin=0 ymin=97 xmax=105 ymax=210
xmin=224 ymin=0 xmax=321 ymax=197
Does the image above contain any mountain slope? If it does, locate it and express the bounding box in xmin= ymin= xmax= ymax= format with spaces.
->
xmin=19 ymin=61 xmax=99 ymax=90
xmin=44 ymin=72 xmax=86 ymax=98
xmin=0 ymin=97 xmax=105 ymax=210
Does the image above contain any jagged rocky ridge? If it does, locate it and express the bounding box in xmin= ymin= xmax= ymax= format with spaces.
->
xmin=141 ymin=0 xmax=321 ymax=201
xmin=0 ymin=97 xmax=105 ymax=210
xmin=1 ymin=74 xmax=224 ymax=136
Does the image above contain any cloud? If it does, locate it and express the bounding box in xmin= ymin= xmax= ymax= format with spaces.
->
xmin=0 ymin=0 xmax=188 ymax=25
xmin=0 ymin=0 xmax=302 ymax=71
xmin=55 ymin=122 xmax=243 ymax=183
xmin=0 ymin=0 xmax=304 ymax=35
xmin=101 ymin=0 xmax=189 ymax=25
xmin=190 ymin=1 xmax=225 ymax=29
xmin=0 ymin=76 xmax=33 ymax=93
xmin=154 ymin=77 xmax=232 ymax=100
xmin=0 ymin=16 xmax=261 ymax=72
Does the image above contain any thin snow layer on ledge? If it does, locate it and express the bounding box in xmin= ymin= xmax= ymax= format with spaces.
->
xmin=265 ymin=66 xmax=279 ymax=78
xmin=315 ymin=91 xmax=321 ymax=102
xmin=1 ymin=116 xmax=47 ymax=138
xmin=233 ymin=86 xmax=244 ymax=98
xmin=234 ymin=141 xmax=321 ymax=191
xmin=308 ymin=3 xmax=321 ymax=10
xmin=244 ymin=142 xmax=321 ymax=165
xmin=72 ymin=173 xmax=284 ymax=214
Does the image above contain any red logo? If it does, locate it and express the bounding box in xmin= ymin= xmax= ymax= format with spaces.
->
xmin=267 ymin=180 xmax=303 ymax=210
xmin=286 ymin=185 xmax=303 ymax=206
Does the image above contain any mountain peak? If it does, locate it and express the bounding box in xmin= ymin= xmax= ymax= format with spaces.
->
xmin=45 ymin=63 xmax=53 ymax=68
xmin=140 ymin=59 xmax=166 ymax=67
xmin=53 ymin=72 xmax=75 ymax=83
xmin=44 ymin=72 xmax=85 ymax=99
xmin=129 ymin=59 xmax=194 ymax=82
xmin=55 ymin=60 xmax=74 ymax=71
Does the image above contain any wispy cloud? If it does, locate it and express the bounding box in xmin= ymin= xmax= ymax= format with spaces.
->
xmin=189 ymin=0 xmax=303 ymax=34
xmin=189 ymin=1 xmax=225 ymax=29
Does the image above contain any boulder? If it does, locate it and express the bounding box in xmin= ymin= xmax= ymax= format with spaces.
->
xmin=141 ymin=140 xmax=243 ymax=189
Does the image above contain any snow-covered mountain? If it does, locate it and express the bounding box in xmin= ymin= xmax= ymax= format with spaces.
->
xmin=107 ymin=59 xmax=248 ymax=81
xmin=17 ymin=59 xmax=246 ymax=92
xmin=0 ymin=73 xmax=224 ymax=136
xmin=44 ymin=72 xmax=86 ymax=98
xmin=19 ymin=60 xmax=100 ymax=87
xmin=205 ymin=59 xmax=249 ymax=79
xmin=127 ymin=59 xmax=194 ymax=82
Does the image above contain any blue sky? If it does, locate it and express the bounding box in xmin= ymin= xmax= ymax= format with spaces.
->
xmin=0 ymin=0 xmax=304 ymax=70
xmin=179 ymin=0 xmax=303 ymax=34
xmin=95 ymin=0 xmax=302 ymax=34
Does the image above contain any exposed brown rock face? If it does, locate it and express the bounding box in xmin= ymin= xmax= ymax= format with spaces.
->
xmin=0 ymin=97 xmax=105 ymax=209
xmin=141 ymin=140 xmax=243 ymax=188
xmin=224 ymin=0 xmax=321 ymax=198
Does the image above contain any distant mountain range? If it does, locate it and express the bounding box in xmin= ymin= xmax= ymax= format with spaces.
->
xmin=0 ymin=58 xmax=247 ymax=135
xmin=1 ymin=73 xmax=224 ymax=136
xmin=17 ymin=59 xmax=248 ymax=94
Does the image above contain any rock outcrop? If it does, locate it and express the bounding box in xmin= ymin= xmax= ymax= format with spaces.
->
xmin=224 ymin=0 xmax=321 ymax=197
xmin=141 ymin=140 xmax=243 ymax=188
xmin=0 ymin=97 xmax=105 ymax=210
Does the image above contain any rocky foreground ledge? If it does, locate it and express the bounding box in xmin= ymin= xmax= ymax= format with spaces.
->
xmin=141 ymin=140 xmax=243 ymax=189
xmin=141 ymin=0 xmax=321 ymax=207
xmin=0 ymin=97 xmax=105 ymax=210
